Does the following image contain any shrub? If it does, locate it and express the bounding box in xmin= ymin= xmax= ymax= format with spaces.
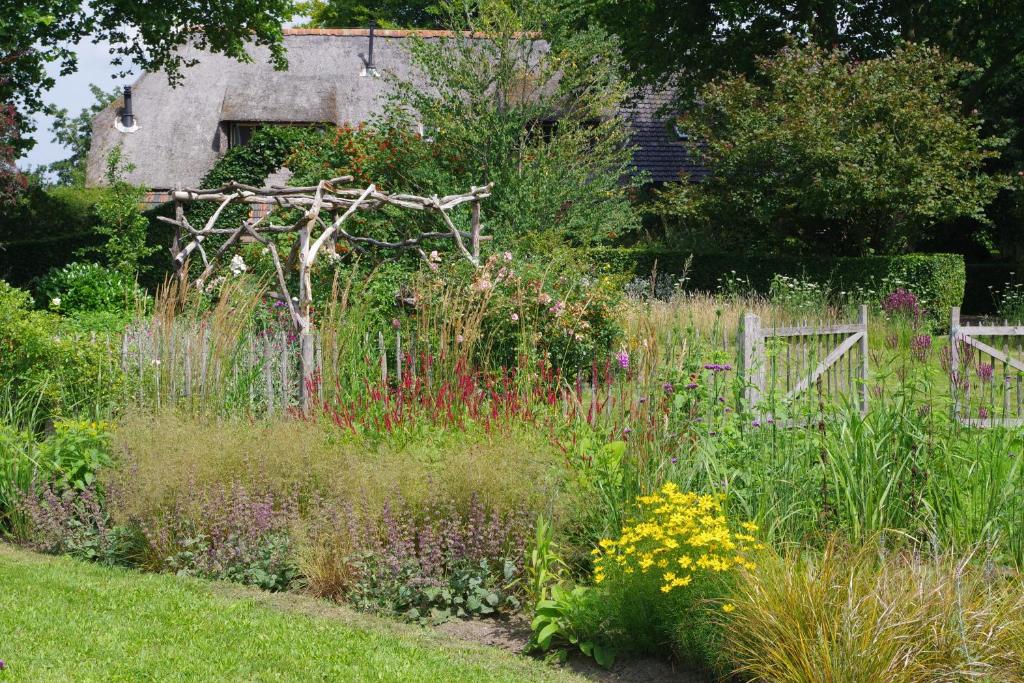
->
xmin=415 ymin=250 xmax=624 ymax=376
xmin=0 ymin=280 xmax=124 ymax=420
xmin=658 ymin=44 xmax=1005 ymax=255
xmin=719 ymin=541 xmax=1024 ymax=682
xmin=34 ymin=261 xmax=148 ymax=315
xmin=0 ymin=183 xmax=107 ymax=286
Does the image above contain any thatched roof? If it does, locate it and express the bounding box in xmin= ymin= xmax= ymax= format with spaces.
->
xmin=86 ymin=29 xmax=700 ymax=189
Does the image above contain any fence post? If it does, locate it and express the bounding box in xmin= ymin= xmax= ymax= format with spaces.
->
xmin=858 ymin=304 xmax=869 ymax=415
xmin=950 ymin=306 xmax=961 ymax=421
xmin=741 ymin=312 xmax=762 ymax=410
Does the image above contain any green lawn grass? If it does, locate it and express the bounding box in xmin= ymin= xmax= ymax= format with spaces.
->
xmin=0 ymin=544 xmax=582 ymax=683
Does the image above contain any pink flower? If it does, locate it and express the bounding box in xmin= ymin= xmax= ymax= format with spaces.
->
xmin=616 ymin=350 xmax=630 ymax=370
xmin=510 ymin=313 xmax=519 ymax=322
xmin=503 ymin=251 xmax=513 ymax=261
xmin=538 ymin=292 xmax=552 ymax=305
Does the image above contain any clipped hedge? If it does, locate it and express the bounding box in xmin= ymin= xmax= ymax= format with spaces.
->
xmin=590 ymin=247 xmax=967 ymax=314
xmin=0 ymin=186 xmax=108 ymax=286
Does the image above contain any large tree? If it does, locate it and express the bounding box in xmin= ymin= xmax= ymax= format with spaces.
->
xmin=0 ymin=0 xmax=294 ymax=157
xmin=657 ymin=44 xmax=1006 ymax=256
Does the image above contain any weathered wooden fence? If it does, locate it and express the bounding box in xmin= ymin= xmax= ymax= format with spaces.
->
xmin=950 ymin=307 xmax=1024 ymax=427
xmin=739 ymin=305 xmax=869 ymax=421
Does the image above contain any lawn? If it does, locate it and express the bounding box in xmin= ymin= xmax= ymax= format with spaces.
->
xmin=0 ymin=544 xmax=583 ymax=683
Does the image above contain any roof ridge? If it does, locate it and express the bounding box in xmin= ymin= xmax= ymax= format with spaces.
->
xmin=283 ymin=28 xmax=541 ymax=38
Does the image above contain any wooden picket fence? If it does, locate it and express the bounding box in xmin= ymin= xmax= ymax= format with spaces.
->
xmin=950 ymin=307 xmax=1024 ymax=427
xmin=739 ymin=305 xmax=869 ymax=422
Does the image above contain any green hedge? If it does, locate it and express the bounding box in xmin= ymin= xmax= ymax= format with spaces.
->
xmin=0 ymin=186 xmax=107 ymax=286
xmin=590 ymin=247 xmax=967 ymax=314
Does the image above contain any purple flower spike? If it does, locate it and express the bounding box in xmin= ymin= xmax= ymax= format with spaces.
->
xmin=671 ymin=457 xmax=678 ymax=464
xmin=686 ymin=382 xmax=699 ymax=390
xmin=752 ymin=420 xmax=761 ymax=428
xmin=616 ymin=350 xmax=630 ymax=370
xmin=663 ymin=382 xmax=674 ymax=394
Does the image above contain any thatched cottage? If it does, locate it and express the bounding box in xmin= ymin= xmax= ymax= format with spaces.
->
xmin=85 ymin=28 xmax=704 ymax=205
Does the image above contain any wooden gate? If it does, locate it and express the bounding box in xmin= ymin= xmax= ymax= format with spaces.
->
xmin=740 ymin=305 xmax=869 ymax=421
xmin=950 ymin=307 xmax=1024 ymax=427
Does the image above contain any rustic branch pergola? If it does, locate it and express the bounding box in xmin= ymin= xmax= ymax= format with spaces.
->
xmin=158 ymin=176 xmax=493 ymax=411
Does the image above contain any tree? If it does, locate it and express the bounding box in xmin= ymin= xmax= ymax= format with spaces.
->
xmin=94 ymin=146 xmax=156 ymax=276
xmin=657 ymin=45 xmax=1006 ymax=256
xmin=300 ymin=0 xmax=442 ymax=28
xmin=0 ymin=0 xmax=293 ymax=157
xmin=373 ymin=0 xmax=641 ymax=246
xmin=45 ymin=85 xmax=120 ymax=186
xmin=0 ymin=103 xmax=26 ymax=206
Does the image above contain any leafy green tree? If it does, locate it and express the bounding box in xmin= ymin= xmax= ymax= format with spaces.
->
xmin=374 ymin=0 xmax=641 ymax=246
xmin=45 ymin=85 xmax=120 ymax=186
xmin=93 ymin=146 xmax=156 ymax=276
xmin=0 ymin=0 xmax=293 ymax=157
xmin=300 ymin=0 xmax=442 ymax=28
xmin=657 ymin=45 xmax=1006 ymax=256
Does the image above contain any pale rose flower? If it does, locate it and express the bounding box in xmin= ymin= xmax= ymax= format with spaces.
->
xmin=510 ymin=313 xmax=519 ymax=322
xmin=429 ymin=250 xmax=441 ymax=263
xmin=503 ymin=251 xmax=513 ymax=261
xmin=538 ymin=292 xmax=552 ymax=305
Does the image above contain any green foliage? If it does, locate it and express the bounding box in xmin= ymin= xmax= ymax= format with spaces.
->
xmin=0 ymin=280 xmax=123 ymax=422
xmin=34 ymin=261 xmax=148 ymax=315
xmin=396 ymin=559 xmax=521 ymax=625
xmin=0 ymin=419 xmax=113 ymax=533
xmin=93 ymin=146 xmax=157 ymax=275
xmin=657 ymin=44 xmax=1006 ymax=256
xmin=300 ymin=0 xmax=441 ymax=28
xmin=529 ymin=584 xmax=613 ymax=667
xmin=0 ymin=182 xmax=107 ymax=286
xmin=379 ymin=1 xmax=641 ymax=246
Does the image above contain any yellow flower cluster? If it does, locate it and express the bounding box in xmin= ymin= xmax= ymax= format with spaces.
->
xmin=593 ymin=482 xmax=764 ymax=594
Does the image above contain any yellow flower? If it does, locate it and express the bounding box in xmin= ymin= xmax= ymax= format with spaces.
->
xmin=722 ymin=603 xmax=735 ymax=613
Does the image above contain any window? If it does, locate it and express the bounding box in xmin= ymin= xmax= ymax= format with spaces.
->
xmin=228 ymin=122 xmax=261 ymax=148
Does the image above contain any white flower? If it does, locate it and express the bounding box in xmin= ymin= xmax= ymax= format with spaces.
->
xmin=50 ymin=297 xmax=61 ymax=308
xmin=429 ymin=250 xmax=441 ymax=263
xmin=229 ymin=254 xmax=248 ymax=276
xmin=503 ymin=251 xmax=513 ymax=262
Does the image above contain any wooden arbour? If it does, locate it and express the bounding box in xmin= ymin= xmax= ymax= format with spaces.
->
xmin=159 ymin=176 xmax=493 ymax=411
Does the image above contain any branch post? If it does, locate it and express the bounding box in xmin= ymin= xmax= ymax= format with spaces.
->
xmin=162 ymin=177 xmax=493 ymax=414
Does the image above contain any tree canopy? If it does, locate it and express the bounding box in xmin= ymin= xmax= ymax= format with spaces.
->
xmin=657 ymin=44 xmax=1006 ymax=256
xmin=0 ymin=0 xmax=294 ymax=155
xmin=299 ymin=0 xmax=442 ymax=28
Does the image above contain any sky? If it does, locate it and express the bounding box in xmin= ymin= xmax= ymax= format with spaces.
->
xmin=20 ymin=39 xmax=136 ymax=171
